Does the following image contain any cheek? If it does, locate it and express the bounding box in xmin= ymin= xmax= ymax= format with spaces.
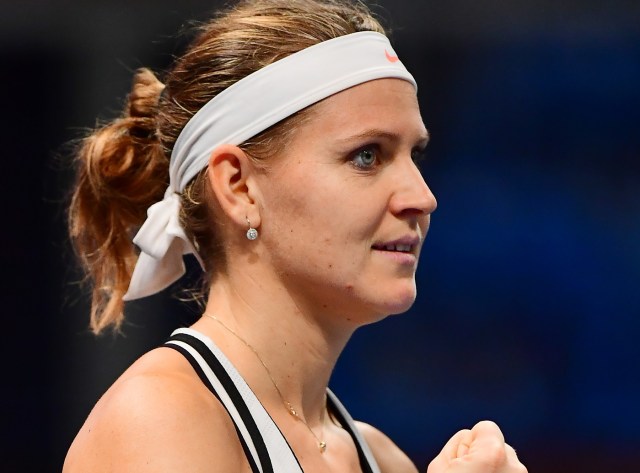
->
xmin=260 ymin=166 xmax=387 ymax=263
xmin=266 ymin=166 xmax=342 ymax=226
xmin=260 ymin=170 xmax=335 ymax=253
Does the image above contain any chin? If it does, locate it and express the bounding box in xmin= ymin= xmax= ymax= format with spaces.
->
xmin=341 ymin=278 xmax=418 ymax=324
xmin=376 ymin=285 xmax=418 ymax=317
xmin=386 ymin=298 xmax=416 ymax=315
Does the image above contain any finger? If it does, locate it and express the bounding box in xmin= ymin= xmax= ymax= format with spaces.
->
xmin=440 ymin=429 xmax=473 ymax=460
xmin=427 ymin=429 xmax=472 ymax=472
xmin=465 ymin=421 xmax=509 ymax=467
xmin=455 ymin=429 xmax=473 ymax=458
xmin=505 ymin=443 xmax=518 ymax=463
xmin=470 ymin=420 xmax=505 ymax=444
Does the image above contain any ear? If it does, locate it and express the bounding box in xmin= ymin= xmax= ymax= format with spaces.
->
xmin=207 ymin=144 xmax=262 ymax=230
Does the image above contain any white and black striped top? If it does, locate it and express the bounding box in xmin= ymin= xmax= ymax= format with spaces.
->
xmin=164 ymin=328 xmax=380 ymax=473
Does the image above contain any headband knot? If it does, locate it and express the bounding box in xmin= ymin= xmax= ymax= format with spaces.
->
xmin=123 ymin=190 xmax=203 ymax=300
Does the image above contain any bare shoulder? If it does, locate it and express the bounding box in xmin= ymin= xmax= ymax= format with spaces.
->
xmin=63 ymin=347 xmax=248 ymax=473
xmin=356 ymin=421 xmax=418 ymax=473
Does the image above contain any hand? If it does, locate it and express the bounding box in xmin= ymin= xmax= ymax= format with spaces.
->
xmin=427 ymin=421 xmax=527 ymax=473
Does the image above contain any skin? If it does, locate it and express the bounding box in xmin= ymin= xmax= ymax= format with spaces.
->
xmin=64 ymin=78 xmax=526 ymax=473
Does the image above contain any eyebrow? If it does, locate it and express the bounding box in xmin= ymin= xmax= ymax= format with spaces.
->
xmin=336 ymin=127 xmax=430 ymax=146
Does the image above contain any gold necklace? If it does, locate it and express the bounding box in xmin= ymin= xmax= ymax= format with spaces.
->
xmin=203 ymin=313 xmax=328 ymax=453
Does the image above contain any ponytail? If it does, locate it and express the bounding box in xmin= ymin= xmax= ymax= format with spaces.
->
xmin=68 ymin=68 xmax=168 ymax=333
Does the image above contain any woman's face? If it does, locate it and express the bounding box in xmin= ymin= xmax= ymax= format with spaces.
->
xmin=255 ymin=78 xmax=436 ymax=324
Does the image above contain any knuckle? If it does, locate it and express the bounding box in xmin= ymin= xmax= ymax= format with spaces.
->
xmin=479 ymin=441 xmax=508 ymax=468
xmin=472 ymin=419 xmax=504 ymax=439
xmin=475 ymin=419 xmax=499 ymax=430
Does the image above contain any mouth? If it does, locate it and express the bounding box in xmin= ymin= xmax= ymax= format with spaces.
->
xmin=371 ymin=236 xmax=420 ymax=255
xmin=372 ymin=243 xmax=414 ymax=253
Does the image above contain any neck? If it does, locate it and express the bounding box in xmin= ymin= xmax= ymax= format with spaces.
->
xmin=192 ymin=269 xmax=356 ymax=427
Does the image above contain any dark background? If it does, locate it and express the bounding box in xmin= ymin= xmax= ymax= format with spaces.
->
xmin=2 ymin=0 xmax=639 ymax=471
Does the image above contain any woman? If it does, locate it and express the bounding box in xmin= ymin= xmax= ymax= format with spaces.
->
xmin=64 ymin=1 xmax=528 ymax=472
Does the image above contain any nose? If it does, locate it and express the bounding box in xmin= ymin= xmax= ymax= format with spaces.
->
xmin=389 ymin=159 xmax=437 ymax=218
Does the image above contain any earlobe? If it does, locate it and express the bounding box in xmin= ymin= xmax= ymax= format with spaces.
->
xmin=207 ymin=144 xmax=261 ymax=229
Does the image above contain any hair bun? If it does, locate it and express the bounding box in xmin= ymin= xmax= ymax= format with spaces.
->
xmin=128 ymin=68 xmax=165 ymax=119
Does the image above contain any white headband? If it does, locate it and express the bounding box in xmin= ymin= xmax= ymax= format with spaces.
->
xmin=123 ymin=31 xmax=416 ymax=301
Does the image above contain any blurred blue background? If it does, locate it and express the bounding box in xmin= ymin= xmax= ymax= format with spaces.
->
xmin=2 ymin=0 xmax=638 ymax=471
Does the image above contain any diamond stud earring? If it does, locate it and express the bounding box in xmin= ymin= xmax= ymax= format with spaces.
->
xmin=246 ymin=217 xmax=258 ymax=241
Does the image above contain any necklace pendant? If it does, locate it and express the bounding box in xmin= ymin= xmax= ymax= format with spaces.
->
xmin=287 ymin=403 xmax=298 ymax=417
xmin=318 ymin=441 xmax=327 ymax=453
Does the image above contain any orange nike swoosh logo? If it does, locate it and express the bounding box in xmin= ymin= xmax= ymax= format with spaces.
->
xmin=385 ymin=49 xmax=399 ymax=63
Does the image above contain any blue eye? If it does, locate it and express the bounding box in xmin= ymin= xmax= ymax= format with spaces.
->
xmin=352 ymin=147 xmax=377 ymax=169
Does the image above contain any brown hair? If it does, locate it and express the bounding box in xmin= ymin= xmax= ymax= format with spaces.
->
xmin=68 ymin=0 xmax=386 ymax=333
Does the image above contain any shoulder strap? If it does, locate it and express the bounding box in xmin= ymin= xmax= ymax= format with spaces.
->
xmin=327 ymin=389 xmax=381 ymax=473
xmin=164 ymin=328 xmax=303 ymax=473
xmin=164 ymin=333 xmax=269 ymax=473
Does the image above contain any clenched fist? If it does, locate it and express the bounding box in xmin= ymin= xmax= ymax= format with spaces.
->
xmin=427 ymin=421 xmax=527 ymax=473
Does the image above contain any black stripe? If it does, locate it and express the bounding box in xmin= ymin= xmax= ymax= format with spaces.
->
xmin=327 ymin=390 xmax=376 ymax=473
xmin=164 ymin=337 xmax=272 ymax=473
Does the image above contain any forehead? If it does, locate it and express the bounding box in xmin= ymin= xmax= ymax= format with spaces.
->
xmin=300 ymin=78 xmax=426 ymax=139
